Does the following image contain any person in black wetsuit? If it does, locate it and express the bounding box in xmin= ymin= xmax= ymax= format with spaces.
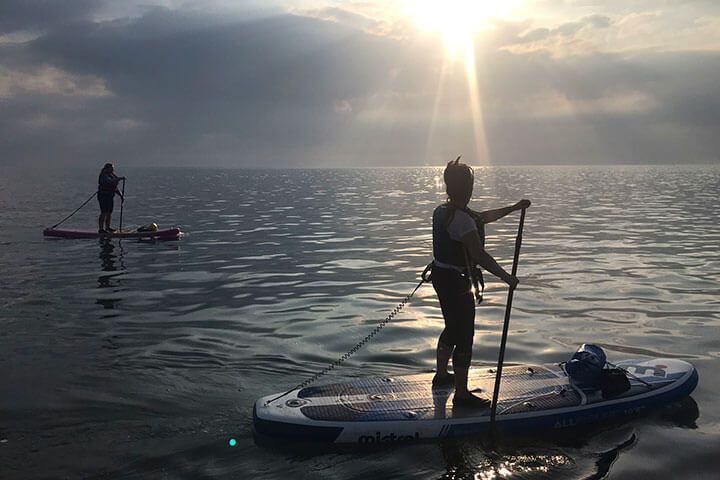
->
xmin=431 ymin=157 xmax=531 ymax=408
xmin=97 ymin=163 xmax=125 ymax=233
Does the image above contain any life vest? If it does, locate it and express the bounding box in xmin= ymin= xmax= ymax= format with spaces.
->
xmin=432 ymin=204 xmax=487 ymax=303
xmin=98 ymin=173 xmax=117 ymax=194
xmin=432 ymin=204 xmax=485 ymax=267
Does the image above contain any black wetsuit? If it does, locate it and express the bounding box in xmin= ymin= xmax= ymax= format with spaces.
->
xmin=431 ymin=204 xmax=484 ymax=370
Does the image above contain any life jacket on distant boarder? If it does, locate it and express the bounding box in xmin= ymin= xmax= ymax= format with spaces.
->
xmin=565 ymin=344 xmax=630 ymax=398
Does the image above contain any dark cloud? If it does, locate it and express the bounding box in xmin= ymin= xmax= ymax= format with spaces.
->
xmin=0 ymin=5 xmax=719 ymax=167
xmin=584 ymin=14 xmax=612 ymax=28
xmin=2 ymin=9 xmax=419 ymax=166
xmin=0 ymin=0 xmax=100 ymax=33
xmin=471 ymin=49 xmax=720 ymax=164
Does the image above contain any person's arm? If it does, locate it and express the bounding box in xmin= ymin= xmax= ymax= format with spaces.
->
xmin=477 ymin=199 xmax=531 ymax=224
xmin=460 ymin=230 xmax=518 ymax=288
xmin=112 ymin=175 xmax=126 ymax=199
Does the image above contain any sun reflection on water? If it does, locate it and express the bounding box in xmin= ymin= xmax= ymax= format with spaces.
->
xmin=442 ymin=447 xmax=572 ymax=480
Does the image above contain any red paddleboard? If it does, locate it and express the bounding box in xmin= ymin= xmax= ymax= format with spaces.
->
xmin=43 ymin=227 xmax=182 ymax=240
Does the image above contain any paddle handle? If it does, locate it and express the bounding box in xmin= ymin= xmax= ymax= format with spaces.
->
xmin=490 ymin=208 xmax=526 ymax=424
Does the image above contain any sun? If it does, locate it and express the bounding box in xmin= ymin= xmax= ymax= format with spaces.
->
xmin=403 ymin=0 xmax=520 ymax=57
xmin=403 ymin=0 xmax=523 ymax=163
xmin=400 ymin=1 xmax=523 ymax=164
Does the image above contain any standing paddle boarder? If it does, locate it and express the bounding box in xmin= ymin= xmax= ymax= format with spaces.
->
xmin=431 ymin=157 xmax=530 ymax=408
xmin=97 ymin=163 xmax=125 ymax=233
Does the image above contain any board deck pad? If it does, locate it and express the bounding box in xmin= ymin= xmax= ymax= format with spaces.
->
xmin=297 ymin=366 xmax=577 ymax=421
xmin=254 ymin=358 xmax=698 ymax=444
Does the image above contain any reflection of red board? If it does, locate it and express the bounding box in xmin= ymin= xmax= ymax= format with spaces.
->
xmin=43 ymin=227 xmax=182 ymax=240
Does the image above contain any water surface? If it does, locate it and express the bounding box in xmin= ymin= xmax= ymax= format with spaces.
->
xmin=1 ymin=165 xmax=718 ymax=478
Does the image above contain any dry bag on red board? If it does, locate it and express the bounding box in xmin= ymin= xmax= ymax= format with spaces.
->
xmin=565 ymin=344 xmax=606 ymax=387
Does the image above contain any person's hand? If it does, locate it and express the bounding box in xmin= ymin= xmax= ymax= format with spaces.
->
xmin=507 ymin=274 xmax=519 ymax=290
xmin=120 ymin=176 xmax=126 ymax=180
xmin=515 ymin=199 xmax=531 ymax=210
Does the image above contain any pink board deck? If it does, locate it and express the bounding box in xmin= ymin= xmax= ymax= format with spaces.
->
xmin=43 ymin=227 xmax=182 ymax=240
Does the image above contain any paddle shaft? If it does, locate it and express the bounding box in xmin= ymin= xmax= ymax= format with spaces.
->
xmin=490 ymin=208 xmax=526 ymax=425
xmin=119 ymin=178 xmax=126 ymax=232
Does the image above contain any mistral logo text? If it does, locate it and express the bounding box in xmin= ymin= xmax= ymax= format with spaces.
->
xmin=357 ymin=432 xmax=420 ymax=444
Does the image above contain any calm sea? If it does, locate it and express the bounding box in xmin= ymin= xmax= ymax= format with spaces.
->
xmin=1 ymin=165 xmax=718 ymax=479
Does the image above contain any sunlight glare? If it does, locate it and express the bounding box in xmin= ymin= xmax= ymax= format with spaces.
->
xmin=405 ymin=1 xmax=522 ymax=164
xmin=404 ymin=0 xmax=520 ymax=56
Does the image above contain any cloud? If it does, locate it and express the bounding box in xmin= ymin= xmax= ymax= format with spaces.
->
xmin=300 ymin=6 xmax=391 ymax=36
xmin=0 ymin=64 xmax=110 ymax=99
xmin=507 ymin=4 xmax=720 ymax=55
xmin=0 ymin=2 xmax=719 ymax=167
xmin=334 ymin=99 xmax=353 ymax=114
xmin=0 ymin=0 xmax=101 ymax=33
xmin=1 ymin=9 xmax=415 ymax=165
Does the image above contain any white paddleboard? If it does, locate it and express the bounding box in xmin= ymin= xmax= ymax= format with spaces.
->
xmin=253 ymin=358 xmax=697 ymax=444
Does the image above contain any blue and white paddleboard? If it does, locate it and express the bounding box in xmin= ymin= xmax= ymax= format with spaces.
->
xmin=253 ymin=358 xmax=698 ymax=444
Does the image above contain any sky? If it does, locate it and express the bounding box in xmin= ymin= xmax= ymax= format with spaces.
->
xmin=1 ymin=0 xmax=719 ymax=168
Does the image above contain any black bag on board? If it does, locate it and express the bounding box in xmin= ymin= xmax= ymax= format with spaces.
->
xmin=596 ymin=368 xmax=631 ymax=398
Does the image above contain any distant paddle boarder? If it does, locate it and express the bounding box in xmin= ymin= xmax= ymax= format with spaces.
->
xmin=431 ymin=157 xmax=530 ymax=408
xmin=97 ymin=163 xmax=125 ymax=233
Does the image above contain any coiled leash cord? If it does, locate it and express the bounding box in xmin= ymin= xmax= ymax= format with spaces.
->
xmin=264 ymin=264 xmax=433 ymax=406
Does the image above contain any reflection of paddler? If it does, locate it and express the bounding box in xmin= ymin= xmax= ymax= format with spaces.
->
xmin=98 ymin=237 xmax=118 ymax=291
xmin=431 ymin=157 xmax=531 ymax=409
xmin=98 ymin=238 xmax=116 ymax=274
xmin=97 ymin=163 xmax=125 ymax=233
